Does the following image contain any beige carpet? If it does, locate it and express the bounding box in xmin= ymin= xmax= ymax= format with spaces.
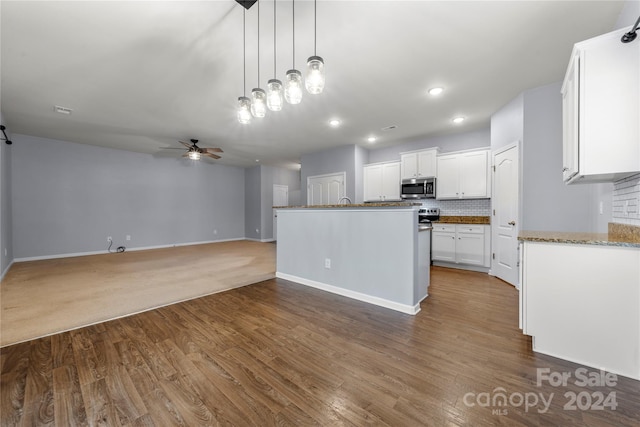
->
xmin=0 ymin=240 xmax=276 ymax=347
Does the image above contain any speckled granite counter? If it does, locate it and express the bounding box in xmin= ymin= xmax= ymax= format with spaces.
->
xmin=433 ymin=216 xmax=490 ymax=224
xmin=274 ymin=202 xmax=421 ymax=209
xmin=518 ymin=223 xmax=640 ymax=248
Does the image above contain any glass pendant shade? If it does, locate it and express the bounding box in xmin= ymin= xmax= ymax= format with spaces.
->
xmin=188 ymin=151 xmax=201 ymax=160
xmin=237 ymin=96 xmax=252 ymax=124
xmin=284 ymin=69 xmax=303 ymax=104
xmin=251 ymin=88 xmax=267 ymax=118
xmin=305 ymin=56 xmax=325 ymax=94
xmin=266 ymin=79 xmax=284 ymax=111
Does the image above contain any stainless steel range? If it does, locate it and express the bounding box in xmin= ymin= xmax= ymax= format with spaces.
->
xmin=418 ymin=208 xmax=440 ymax=225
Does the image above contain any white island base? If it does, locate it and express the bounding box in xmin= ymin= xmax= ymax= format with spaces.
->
xmin=275 ymin=205 xmax=429 ymax=315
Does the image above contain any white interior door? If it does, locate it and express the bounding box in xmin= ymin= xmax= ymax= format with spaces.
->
xmin=307 ymin=173 xmax=345 ymax=205
xmin=492 ymin=143 xmax=520 ymax=287
xmin=273 ymin=185 xmax=289 ymax=241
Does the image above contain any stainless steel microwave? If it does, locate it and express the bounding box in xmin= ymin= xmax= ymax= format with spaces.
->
xmin=401 ymin=177 xmax=436 ymax=199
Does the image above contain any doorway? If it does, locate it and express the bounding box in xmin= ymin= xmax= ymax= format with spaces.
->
xmin=491 ymin=142 xmax=520 ymax=288
xmin=273 ymin=184 xmax=289 ymax=241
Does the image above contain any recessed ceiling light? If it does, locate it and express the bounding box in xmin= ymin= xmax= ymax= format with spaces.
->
xmin=452 ymin=116 xmax=465 ymax=124
xmin=329 ymin=119 xmax=341 ymax=127
xmin=367 ymin=136 xmax=377 ymax=143
xmin=255 ymin=159 xmax=260 ymax=162
xmin=428 ymin=87 xmax=444 ymax=96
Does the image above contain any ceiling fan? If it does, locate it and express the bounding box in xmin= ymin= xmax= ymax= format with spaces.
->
xmin=174 ymin=139 xmax=223 ymax=161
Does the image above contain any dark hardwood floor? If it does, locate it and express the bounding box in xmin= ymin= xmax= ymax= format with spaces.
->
xmin=1 ymin=267 xmax=639 ymax=426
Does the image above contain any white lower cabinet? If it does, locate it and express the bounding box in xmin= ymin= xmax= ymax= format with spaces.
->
xmin=432 ymin=224 xmax=490 ymax=268
xmin=520 ymin=241 xmax=640 ymax=380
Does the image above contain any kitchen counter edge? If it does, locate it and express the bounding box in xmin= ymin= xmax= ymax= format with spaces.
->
xmin=274 ymin=203 xmax=421 ymax=209
xmin=518 ymin=223 xmax=640 ymax=248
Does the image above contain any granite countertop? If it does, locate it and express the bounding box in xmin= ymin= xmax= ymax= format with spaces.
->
xmin=518 ymin=223 xmax=640 ymax=248
xmin=274 ymin=202 xmax=421 ymax=209
xmin=433 ymin=216 xmax=491 ymax=224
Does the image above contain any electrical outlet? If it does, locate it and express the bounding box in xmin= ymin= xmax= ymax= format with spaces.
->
xmin=126 ymin=235 xmax=131 ymax=241
xmin=4 ymin=248 xmax=6 ymax=257
xmin=599 ymin=201 xmax=604 ymax=215
xmin=325 ymin=258 xmax=331 ymax=269
xmin=213 ymin=229 xmax=218 ymax=235
xmin=107 ymin=236 xmax=112 ymax=242
xmin=256 ymin=228 xmax=260 ymax=234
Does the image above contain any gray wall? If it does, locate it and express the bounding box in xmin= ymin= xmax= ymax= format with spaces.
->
xmin=368 ymin=128 xmax=491 ymax=164
xmin=259 ymin=165 xmax=300 ymax=240
xmin=0 ymin=112 xmax=14 ymax=277
xmin=521 ymin=82 xmax=594 ymax=232
xmin=244 ymin=165 xmax=261 ymax=240
xmin=490 ymin=94 xmax=523 ymax=151
xmin=12 ymin=134 xmax=246 ymax=259
xmin=300 ymin=144 xmax=364 ymax=205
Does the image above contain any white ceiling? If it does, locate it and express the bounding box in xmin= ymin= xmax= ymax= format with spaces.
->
xmin=1 ymin=0 xmax=625 ymax=168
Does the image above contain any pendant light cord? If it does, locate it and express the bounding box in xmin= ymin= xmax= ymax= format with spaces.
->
xmin=292 ymin=0 xmax=295 ymax=68
xmin=243 ymin=9 xmax=246 ymax=96
xmin=314 ymin=0 xmax=317 ymax=56
xmin=257 ymin=0 xmax=260 ymax=86
xmin=273 ymin=0 xmax=277 ymax=77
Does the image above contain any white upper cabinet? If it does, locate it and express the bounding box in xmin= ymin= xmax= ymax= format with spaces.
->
xmin=436 ymin=149 xmax=490 ymax=199
xmin=400 ymin=148 xmax=438 ymax=180
xmin=363 ymin=162 xmax=401 ymax=202
xmin=562 ymin=27 xmax=640 ymax=184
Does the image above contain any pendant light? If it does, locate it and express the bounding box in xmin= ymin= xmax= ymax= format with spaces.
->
xmin=237 ymin=8 xmax=252 ymax=124
xmin=284 ymin=0 xmax=303 ymax=104
xmin=251 ymin=1 xmax=267 ymax=118
xmin=305 ymin=0 xmax=325 ymax=94
xmin=266 ymin=0 xmax=284 ymax=111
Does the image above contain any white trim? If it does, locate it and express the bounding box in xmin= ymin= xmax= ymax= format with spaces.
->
xmin=1 ymin=259 xmax=14 ymax=282
xmin=276 ymin=272 xmax=420 ymax=315
xmin=432 ymin=261 xmax=490 ymax=274
xmin=245 ymin=238 xmax=275 ymax=243
xmin=13 ymin=238 xmax=246 ymax=262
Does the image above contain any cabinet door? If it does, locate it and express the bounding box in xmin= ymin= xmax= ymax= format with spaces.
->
xmin=436 ymin=155 xmax=459 ymax=199
xmin=459 ymin=151 xmax=489 ymax=198
xmin=400 ymin=153 xmax=418 ymax=180
xmin=432 ymin=231 xmax=456 ymax=262
xmin=456 ymin=229 xmax=485 ymax=266
xmin=363 ymin=165 xmax=383 ymax=202
xmin=381 ymin=162 xmax=401 ymax=201
xmin=417 ymin=150 xmax=437 ymax=177
xmin=562 ymin=53 xmax=579 ymax=182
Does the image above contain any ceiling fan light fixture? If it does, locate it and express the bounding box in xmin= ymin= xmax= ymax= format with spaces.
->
xmin=266 ymin=79 xmax=284 ymax=111
xmin=251 ymin=88 xmax=267 ymax=118
xmin=237 ymin=96 xmax=252 ymax=124
xmin=188 ymin=151 xmax=201 ymax=160
xmin=284 ymin=69 xmax=303 ymax=104
xmin=305 ymin=56 xmax=325 ymax=94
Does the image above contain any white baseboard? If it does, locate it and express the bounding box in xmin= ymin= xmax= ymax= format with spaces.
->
xmin=245 ymin=238 xmax=276 ymax=243
xmin=275 ymin=272 xmax=420 ymax=315
xmin=432 ymin=261 xmax=490 ymax=274
xmin=13 ymin=238 xmax=246 ymax=262
xmin=1 ymin=259 xmax=14 ymax=282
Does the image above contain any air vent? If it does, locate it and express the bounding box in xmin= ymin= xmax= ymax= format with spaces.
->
xmin=54 ymin=105 xmax=73 ymax=115
xmin=381 ymin=125 xmax=397 ymax=131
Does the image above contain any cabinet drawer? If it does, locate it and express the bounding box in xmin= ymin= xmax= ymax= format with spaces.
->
xmin=456 ymin=225 xmax=485 ymax=234
xmin=432 ymin=224 xmax=456 ymax=233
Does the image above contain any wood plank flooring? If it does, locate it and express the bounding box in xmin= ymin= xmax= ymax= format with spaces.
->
xmin=2 ymin=267 xmax=639 ymax=426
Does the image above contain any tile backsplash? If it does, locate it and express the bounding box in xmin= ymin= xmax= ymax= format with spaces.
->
xmin=613 ymin=173 xmax=640 ymax=226
xmin=421 ymin=198 xmax=491 ymax=216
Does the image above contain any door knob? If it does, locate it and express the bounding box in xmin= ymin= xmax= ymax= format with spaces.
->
xmin=508 ymin=221 xmax=516 ymax=226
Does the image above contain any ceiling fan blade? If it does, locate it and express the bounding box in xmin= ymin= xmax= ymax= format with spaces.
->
xmin=178 ymin=140 xmax=192 ymax=149
xmin=181 ymin=153 xmax=190 ymax=158
xmin=203 ymin=152 xmax=221 ymax=159
xmin=203 ymin=147 xmax=223 ymax=153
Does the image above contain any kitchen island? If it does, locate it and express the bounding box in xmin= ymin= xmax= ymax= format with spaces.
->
xmin=275 ymin=203 xmax=429 ymax=315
